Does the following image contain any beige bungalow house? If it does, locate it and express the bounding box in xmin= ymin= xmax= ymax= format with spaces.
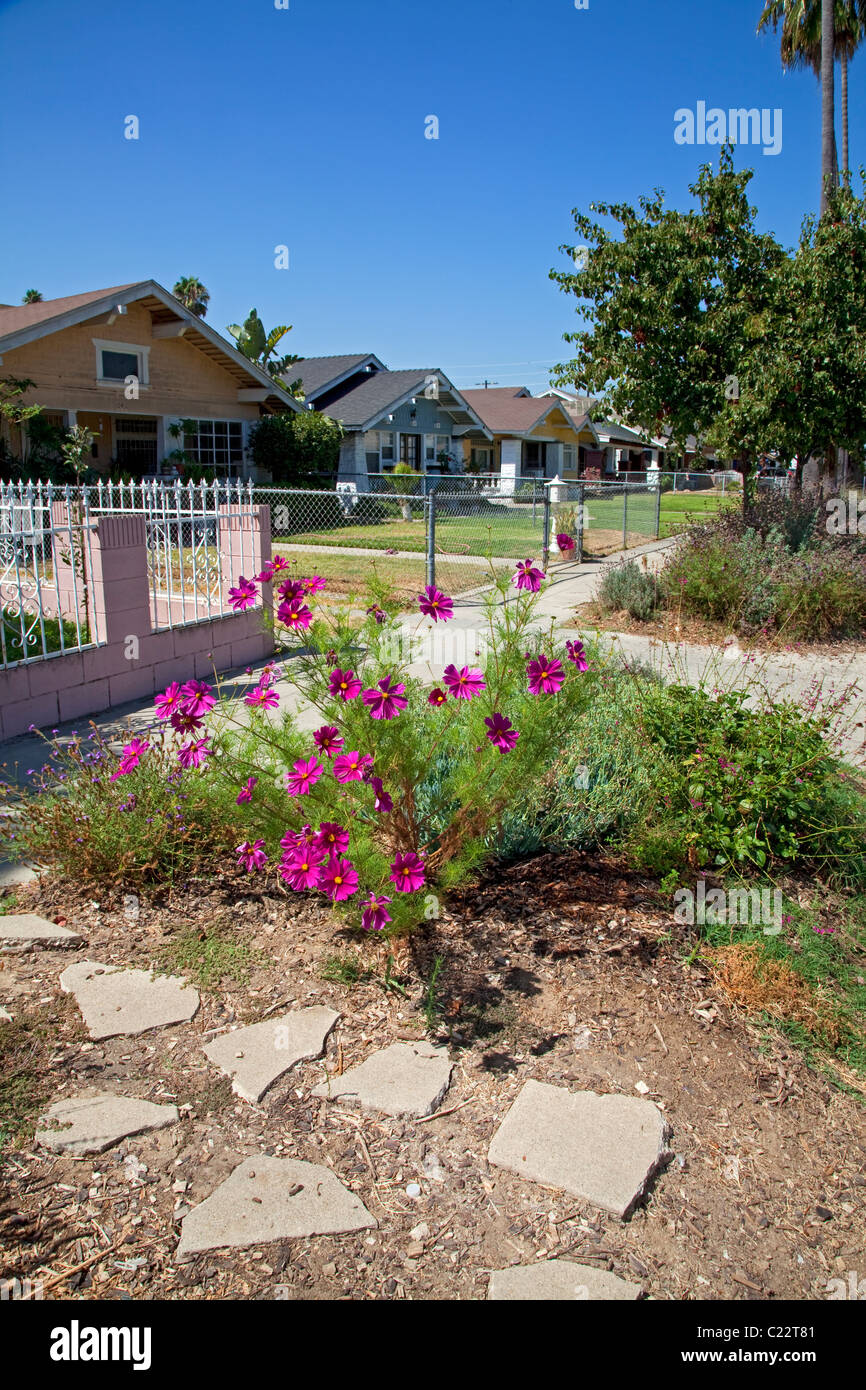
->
xmin=459 ymin=387 xmax=599 ymax=484
xmin=0 ymin=281 xmax=301 ymax=478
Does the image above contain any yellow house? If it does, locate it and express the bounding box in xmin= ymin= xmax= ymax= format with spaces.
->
xmin=0 ymin=281 xmax=300 ymax=478
xmin=459 ymin=388 xmax=599 ymax=482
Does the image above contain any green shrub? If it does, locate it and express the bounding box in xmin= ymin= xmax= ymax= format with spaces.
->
xmin=773 ymin=545 xmax=866 ymax=640
xmin=598 ymin=559 xmax=660 ymax=621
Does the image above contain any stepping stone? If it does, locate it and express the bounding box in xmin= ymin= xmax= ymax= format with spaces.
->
xmin=488 ymin=1080 xmax=670 ymax=1220
xmin=203 ymin=1006 xmax=339 ymax=1103
xmin=488 ymin=1260 xmax=642 ymax=1301
xmin=0 ymin=861 xmax=39 ymax=888
xmin=312 ymin=1041 xmax=452 ymax=1118
xmin=176 ymin=1156 xmax=376 ymax=1258
xmin=0 ymin=913 xmax=82 ymax=953
xmin=35 ymin=1093 xmax=179 ymax=1155
xmin=60 ymin=959 xmax=199 ymax=1039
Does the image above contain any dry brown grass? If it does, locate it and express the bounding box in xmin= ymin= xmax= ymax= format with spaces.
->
xmin=711 ymin=943 xmax=843 ymax=1047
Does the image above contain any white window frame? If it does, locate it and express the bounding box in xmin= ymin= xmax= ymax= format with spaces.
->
xmin=379 ymin=430 xmax=395 ymax=464
xmin=183 ymin=418 xmax=245 ymax=474
xmin=563 ymin=443 xmax=577 ymax=472
xmin=94 ymin=339 xmax=150 ymax=388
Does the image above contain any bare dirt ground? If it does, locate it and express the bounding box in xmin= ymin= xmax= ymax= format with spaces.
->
xmin=1 ymin=855 xmax=864 ymax=1302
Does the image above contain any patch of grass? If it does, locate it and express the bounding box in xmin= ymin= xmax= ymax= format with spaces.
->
xmin=711 ymin=942 xmax=845 ymax=1048
xmin=0 ymin=893 xmax=19 ymax=915
xmin=320 ymin=954 xmax=370 ymax=987
xmin=0 ymin=1005 xmax=68 ymax=1151
xmin=157 ymin=920 xmax=266 ymax=991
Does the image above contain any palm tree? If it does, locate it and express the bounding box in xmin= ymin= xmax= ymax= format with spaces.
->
xmin=21 ymin=289 xmax=43 ymax=303
xmin=172 ymin=276 xmax=210 ymax=318
xmin=758 ymin=1 xmax=866 ymax=196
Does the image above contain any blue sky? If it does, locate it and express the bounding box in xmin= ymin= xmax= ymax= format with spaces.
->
xmin=0 ymin=0 xmax=859 ymax=391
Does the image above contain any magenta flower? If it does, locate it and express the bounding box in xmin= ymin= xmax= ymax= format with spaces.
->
xmin=361 ymin=893 xmax=393 ymax=932
xmin=170 ymin=709 xmax=204 ymax=735
xmin=236 ymin=839 xmax=268 ymax=873
xmin=280 ymin=824 xmax=315 ymax=853
xmin=362 ymin=675 xmax=408 ymax=720
xmin=256 ymin=556 xmax=290 ymax=583
xmin=428 ymin=687 xmax=447 ymax=707
xmin=418 ymin=585 xmax=454 ymax=623
xmin=328 ymin=668 xmax=362 ymax=700
xmin=155 ymin=681 xmax=185 ymax=720
xmin=512 ymin=560 xmax=546 ymax=593
xmin=333 ymin=751 xmax=374 ymax=783
xmin=443 ymin=664 xmax=486 ymax=700
xmin=319 ymin=856 xmax=359 ymax=902
xmin=177 ymin=736 xmax=211 ymax=768
xmin=110 ymin=737 xmax=150 ymax=780
xmin=280 ymin=845 xmax=327 ymax=891
xmin=389 ymin=851 xmax=426 ymax=893
xmin=277 ymin=600 xmax=313 ymax=631
xmin=181 ymin=680 xmax=216 ymax=717
xmin=303 ymin=575 xmax=327 ymax=594
xmin=565 ymin=639 xmax=589 ymax=671
xmin=236 ymin=776 xmax=258 ymax=804
xmin=228 ymin=576 xmax=259 ymax=611
xmin=366 ymin=605 xmax=386 ymax=624
xmin=313 ymin=821 xmax=350 ymax=855
xmin=276 ymin=577 xmax=305 ymax=603
xmin=245 ymin=685 xmax=279 ymax=710
xmin=526 ymin=654 xmax=565 ymax=695
xmin=368 ymin=776 xmax=393 ymax=813
xmin=556 ymin=533 xmax=576 ymax=553
xmin=285 ymin=757 xmax=324 ymax=796
xmin=484 ymin=713 xmax=521 ymax=753
xmin=313 ymin=725 xmax=344 ymax=759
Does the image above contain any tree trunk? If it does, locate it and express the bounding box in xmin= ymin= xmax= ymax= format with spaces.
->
xmin=820 ymin=0 xmax=836 ymax=216
xmin=841 ymin=52 xmax=849 ymax=188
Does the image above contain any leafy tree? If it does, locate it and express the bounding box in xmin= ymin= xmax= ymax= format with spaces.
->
xmin=249 ymin=409 xmax=342 ymax=482
xmin=550 ymin=148 xmax=784 ymax=498
xmin=226 ymin=309 xmax=302 ymax=392
xmin=172 ymin=276 xmax=210 ymax=318
xmin=21 ymin=289 xmax=43 ymax=304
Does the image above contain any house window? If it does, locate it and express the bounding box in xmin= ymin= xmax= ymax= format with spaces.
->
xmin=470 ymin=447 xmax=493 ymax=471
xmin=94 ymin=340 xmax=150 ymax=386
xmin=563 ymin=444 xmax=577 ymax=473
xmin=425 ymin=434 xmax=451 ymax=465
xmin=523 ymin=441 xmax=546 ymax=471
xmin=379 ymin=431 xmax=395 ymax=463
xmin=183 ymin=419 xmax=245 ymax=474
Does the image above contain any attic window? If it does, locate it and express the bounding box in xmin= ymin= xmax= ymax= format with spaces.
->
xmin=94 ymin=339 xmax=150 ymax=387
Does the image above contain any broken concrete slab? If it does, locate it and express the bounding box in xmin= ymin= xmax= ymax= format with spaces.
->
xmin=60 ymin=959 xmax=199 ymax=1039
xmin=488 ymin=1079 xmax=671 ymax=1219
xmin=0 ymin=913 xmax=82 ymax=952
xmin=0 ymin=860 xmax=39 ymax=889
xmin=203 ymin=1006 xmax=339 ymax=1103
xmin=488 ymin=1260 xmax=642 ymax=1301
xmin=35 ymin=1093 xmax=179 ymax=1155
xmin=176 ymin=1156 xmax=376 ymax=1258
xmin=312 ymin=1040 xmax=453 ymax=1118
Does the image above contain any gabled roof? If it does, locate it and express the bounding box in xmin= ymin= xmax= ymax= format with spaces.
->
xmin=294 ymin=353 xmax=385 ymax=400
xmin=320 ymin=369 xmax=491 ymax=436
xmin=0 ymin=281 xmax=302 ymax=411
xmin=460 ymin=390 xmax=595 ymax=440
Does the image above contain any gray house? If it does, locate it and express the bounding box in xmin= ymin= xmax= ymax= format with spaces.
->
xmin=294 ymin=354 xmax=491 ymax=488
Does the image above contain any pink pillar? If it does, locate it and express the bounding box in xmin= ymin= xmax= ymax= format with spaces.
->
xmin=88 ymin=514 xmax=153 ymax=645
xmin=218 ymin=503 xmax=272 ymax=613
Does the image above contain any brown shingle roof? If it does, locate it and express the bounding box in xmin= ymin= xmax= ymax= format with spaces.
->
xmin=460 ymin=390 xmax=584 ymax=436
xmin=0 ymin=285 xmax=139 ymax=339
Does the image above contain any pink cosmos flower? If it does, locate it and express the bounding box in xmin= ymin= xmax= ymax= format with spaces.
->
xmin=366 ymin=605 xmax=386 ymax=624
xmin=361 ymin=893 xmax=393 ymax=932
xmin=418 ymin=585 xmax=454 ymax=623
xmin=512 ymin=560 xmax=546 ymax=593
xmin=333 ymin=751 xmax=374 ymax=783
xmin=484 ymin=713 xmax=521 ymax=753
xmin=442 ymin=664 xmax=486 ymax=700
xmin=280 ymin=845 xmax=327 ymax=891
xmin=303 ymin=575 xmax=327 ymax=594
xmin=236 ymin=776 xmax=258 ymax=804
xmin=110 ymin=737 xmax=150 ymax=780
xmin=313 ymin=821 xmax=350 ymax=855
xmin=256 ymin=556 xmax=290 ymax=583
xmin=155 ymin=681 xmax=185 ymax=720
xmin=228 ymin=576 xmax=259 ymax=611
xmin=177 ymin=736 xmax=211 ymax=768
xmin=389 ymin=851 xmax=426 ymax=893
xmin=280 ymin=824 xmax=315 ymax=853
xmin=284 ymin=757 xmax=324 ymax=796
xmin=276 ymin=577 xmax=305 ymax=603
xmin=277 ymin=600 xmax=313 ymax=631
xmin=368 ymin=776 xmax=393 ymax=813
xmin=245 ymin=685 xmax=280 ymax=710
xmin=328 ymin=668 xmax=362 ymax=700
xmin=319 ymin=856 xmax=359 ymax=902
xmin=313 ymin=725 xmax=344 ymax=759
xmin=236 ymin=839 xmax=268 ymax=873
xmin=526 ymin=654 xmax=565 ymax=695
xmin=181 ymin=680 xmax=216 ymax=717
xmin=556 ymin=533 xmax=576 ymax=553
xmin=170 ymin=710 xmax=204 ymax=735
xmin=362 ymin=675 xmax=408 ymax=720
xmin=428 ymin=687 xmax=447 ymax=707
xmin=565 ymin=639 xmax=589 ymax=671
xmin=259 ymin=663 xmax=284 ymax=688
